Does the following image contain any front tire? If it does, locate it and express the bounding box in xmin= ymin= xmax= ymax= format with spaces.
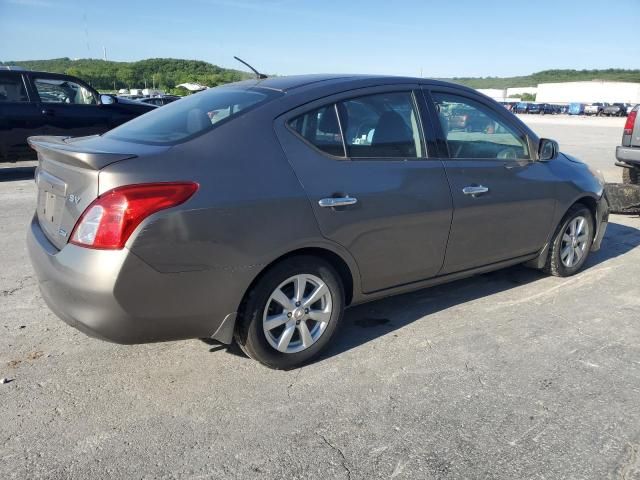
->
xmin=235 ymin=256 xmax=344 ymax=369
xmin=544 ymin=205 xmax=594 ymax=277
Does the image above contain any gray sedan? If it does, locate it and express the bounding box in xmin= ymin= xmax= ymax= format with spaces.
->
xmin=27 ymin=75 xmax=609 ymax=369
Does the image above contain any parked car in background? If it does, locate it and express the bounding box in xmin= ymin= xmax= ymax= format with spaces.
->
xmin=584 ymin=103 xmax=606 ymax=116
xmin=27 ymin=74 xmax=609 ymax=369
xmin=532 ymin=103 xmax=557 ymax=115
xmin=515 ymin=102 xmax=531 ymax=114
xmin=0 ymin=68 xmax=155 ymax=162
xmin=527 ymin=103 xmax=541 ymax=114
xmin=138 ymin=95 xmax=181 ymax=107
xmin=615 ymin=104 xmax=640 ymax=184
xmin=603 ymin=103 xmax=628 ymax=117
xmin=568 ymin=103 xmax=585 ymax=115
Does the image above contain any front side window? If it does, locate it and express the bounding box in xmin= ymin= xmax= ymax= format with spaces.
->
xmin=433 ymin=92 xmax=530 ymax=160
xmin=106 ymin=88 xmax=276 ymax=145
xmin=0 ymin=75 xmax=29 ymax=103
xmin=338 ymin=92 xmax=423 ymax=158
xmin=289 ymin=105 xmax=345 ymax=157
xmin=34 ymin=78 xmax=96 ymax=105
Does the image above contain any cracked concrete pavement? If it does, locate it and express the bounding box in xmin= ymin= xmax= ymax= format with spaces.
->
xmin=1 ymin=116 xmax=639 ymax=479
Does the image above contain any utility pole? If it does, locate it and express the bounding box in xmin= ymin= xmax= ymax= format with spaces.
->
xmin=103 ymin=46 xmax=107 ymax=61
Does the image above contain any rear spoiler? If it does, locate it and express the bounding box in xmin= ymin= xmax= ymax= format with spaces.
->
xmin=28 ymin=136 xmax=137 ymax=170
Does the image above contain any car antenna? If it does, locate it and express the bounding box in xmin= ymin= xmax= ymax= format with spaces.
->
xmin=233 ymin=56 xmax=268 ymax=80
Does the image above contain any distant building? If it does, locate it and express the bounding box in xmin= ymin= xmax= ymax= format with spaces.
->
xmin=477 ymin=88 xmax=508 ymax=102
xmin=536 ymin=81 xmax=640 ymax=104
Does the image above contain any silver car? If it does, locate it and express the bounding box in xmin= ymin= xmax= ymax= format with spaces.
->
xmin=27 ymin=75 xmax=609 ymax=369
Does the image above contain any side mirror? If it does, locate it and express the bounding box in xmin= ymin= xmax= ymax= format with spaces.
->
xmin=538 ymin=138 xmax=559 ymax=161
xmin=100 ymin=94 xmax=116 ymax=105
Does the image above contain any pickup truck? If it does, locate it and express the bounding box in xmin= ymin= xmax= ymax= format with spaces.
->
xmin=616 ymin=105 xmax=640 ymax=184
xmin=584 ymin=103 xmax=606 ymax=116
xmin=603 ymin=103 xmax=628 ymax=117
xmin=0 ymin=67 xmax=155 ymax=162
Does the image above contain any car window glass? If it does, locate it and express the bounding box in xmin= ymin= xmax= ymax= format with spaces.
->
xmin=338 ymin=92 xmax=423 ymax=158
xmin=433 ymin=93 xmax=529 ymax=160
xmin=0 ymin=75 xmax=29 ymax=102
xmin=106 ymin=88 xmax=276 ymax=145
xmin=289 ymin=105 xmax=345 ymax=157
xmin=34 ymin=78 xmax=97 ymax=105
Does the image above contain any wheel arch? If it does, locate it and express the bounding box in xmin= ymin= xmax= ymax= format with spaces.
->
xmin=243 ymin=246 xmax=357 ymax=310
xmin=526 ymin=195 xmax=600 ymax=270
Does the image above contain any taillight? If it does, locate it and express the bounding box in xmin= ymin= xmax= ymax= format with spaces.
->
xmin=624 ymin=110 xmax=637 ymax=135
xmin=70 ymin=182 xmax=198 ymax=249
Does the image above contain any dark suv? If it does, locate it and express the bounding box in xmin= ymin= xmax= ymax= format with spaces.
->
xmin=0 ymin=68 xmax=155 ymax=162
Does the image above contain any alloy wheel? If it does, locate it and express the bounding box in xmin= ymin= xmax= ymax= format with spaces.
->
xmin=262 ymin=274 xmax=332 ymax=354
xmin=560 ymin=216 xmax=589 ymax=268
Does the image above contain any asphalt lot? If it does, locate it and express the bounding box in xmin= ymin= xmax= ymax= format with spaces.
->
xmin=1 ymin=115 xmax=639 ymax=479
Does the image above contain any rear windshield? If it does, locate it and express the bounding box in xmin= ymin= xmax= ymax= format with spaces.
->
xmin=105 ymin=87 xmax=278 ymax=145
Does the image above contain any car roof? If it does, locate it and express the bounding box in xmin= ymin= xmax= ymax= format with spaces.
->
xmin=226 ymin=74 xmax=469 ymax=93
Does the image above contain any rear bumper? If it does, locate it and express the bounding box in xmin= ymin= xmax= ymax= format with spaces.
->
xmin=27 ymin=215 xmax=239 ymax=344
xmin=616 ymin=146 xmax=640 ymax=165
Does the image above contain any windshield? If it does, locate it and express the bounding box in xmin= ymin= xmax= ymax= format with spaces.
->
xmin=105 ymin=87 xmax=278 ymax=145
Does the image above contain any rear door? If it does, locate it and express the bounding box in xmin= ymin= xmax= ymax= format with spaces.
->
xmin=31 ymin=74 xmax=112 ymax=138
xmin=424 ymin=87 xmax=557 ymax=274
xmin=0 ymin=71 xmax=44 ymax=161
xmin=276 ymin=85 xmax=453 ymax=293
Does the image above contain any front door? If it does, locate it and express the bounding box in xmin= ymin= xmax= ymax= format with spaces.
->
xmin=426 ymin=89 xmax=557 ymax=274
xmin=31 ymin=75 xmax=111 ymax=138
xmin=276 ymin=87 xmax=453 ymax=293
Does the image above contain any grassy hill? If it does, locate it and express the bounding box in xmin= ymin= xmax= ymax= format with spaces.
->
xmin=446 ymin=69 xmax=640 ymax=89
xmin=0 ymin=58 xmax=253 ymax=94
xmin=3 ymin=59 xmax=640 ymax=92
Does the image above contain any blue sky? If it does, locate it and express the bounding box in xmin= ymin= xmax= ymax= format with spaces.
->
xmin=1 ymin=0 xmax=639 ymax=77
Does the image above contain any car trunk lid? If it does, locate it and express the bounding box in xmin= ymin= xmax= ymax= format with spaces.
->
xmin=28 ymin=135 xmax=166 ymax=250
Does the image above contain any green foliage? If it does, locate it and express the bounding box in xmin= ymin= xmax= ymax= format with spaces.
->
xmin=0 ymin=57 xmax=253 ymax=92
xmin=3 ymin=59 xmax=639 ymax=93
xmin=520 ymin=93 xmax=536 ymax=101
xmin=446 ymin=69 xmax=640 ymax=89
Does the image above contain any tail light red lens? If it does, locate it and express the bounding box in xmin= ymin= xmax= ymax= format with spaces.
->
xmin=70 ymin=182 xmax=198 ymax=249
xmin=624 ymin=110 xmax=637 ymax=135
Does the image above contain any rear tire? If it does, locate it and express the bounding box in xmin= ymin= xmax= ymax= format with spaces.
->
xmin=234 ymin=256 xmax=344 ymax=369
xmin=622 ymin=167 xmax=639 ymax=185
xmin=544 ymin=205 xmax=594 ymax=277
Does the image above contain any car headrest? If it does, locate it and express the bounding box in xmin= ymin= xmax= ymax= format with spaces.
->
xmin=372 ymin=111 xmax=412 ymax=145
xmin=318 ymin=107 xmax=340 ymax=134
xmin=186 ymin=108 xmax=211 ymax=134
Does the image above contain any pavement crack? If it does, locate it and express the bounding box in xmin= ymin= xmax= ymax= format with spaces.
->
xmin=2 ymin=275 xmax=32 ymax=297
xmin=618 ymin=443 xmax=640 ymax=480
xmin=287 ymin=367 xmax=303 ymax=399
xmin=318 ymin=433 xmax=351 ymax=480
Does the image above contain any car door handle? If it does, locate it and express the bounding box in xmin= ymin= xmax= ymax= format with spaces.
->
xmin=41 ymin=108 xmax=55 ymax=116
xmin=318 ymin=196 xmax=358 ymax=208
xmin=462 ymin=185 xmax=489 ymax=196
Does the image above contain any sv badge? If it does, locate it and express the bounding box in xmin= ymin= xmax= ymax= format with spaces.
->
xmin=68 ymin=194 xmax=81 ymax=205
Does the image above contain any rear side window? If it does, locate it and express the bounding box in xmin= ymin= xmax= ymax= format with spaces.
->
xmin=0 ymin=74 xmax=29 ymax=103
xmin=433 ymin=92 xmax=530 ymax=160
xmin=106 ymin=88 xmax=276 ymax=145
xmin=289 ymin=91 xmax=424 ymax=159
xmin=289 ymin=105 xmax=345 ymax=157
xmin=338 ymin=92 xmax=423 ymax=158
